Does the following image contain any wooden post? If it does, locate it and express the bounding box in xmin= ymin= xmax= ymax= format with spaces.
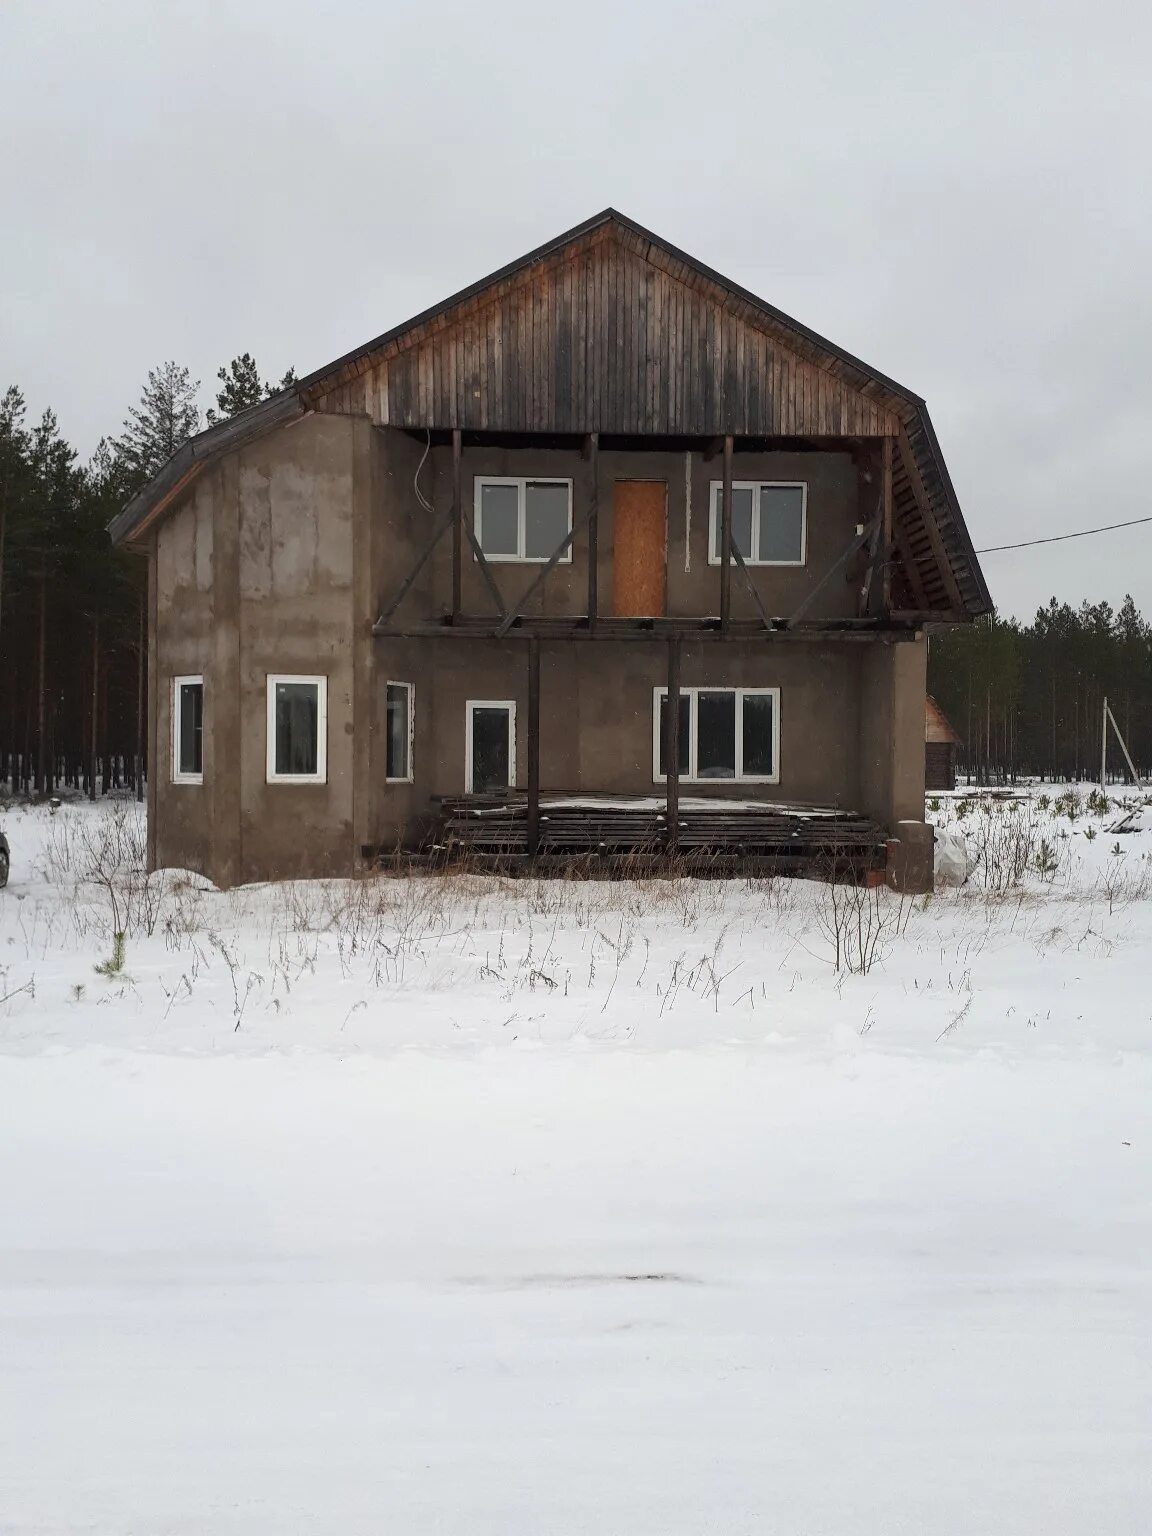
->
xmin=136 ymin=589 xmax=145 ymax=801
xmin=89 ymin=616 xmax=99 ymax=802
xmin=586 ymin=432 xmax=599 ymax=628
xmin=1101 ymin=695 xmax=1108 ymax=790
xmin=451 ymin=428 xmax=462 ymax=620
xmin=719 ymin=435 xmax=733 ymax=631
xmin=1105 ymin=698 xmax=1141 ymax=784
xmin=665 ymin=635 xmax=681 ymax=854
xmin=880 ymin=435 xmax=894 ymax=615
xmin=526 ymin=636 xmax=540 ymax=858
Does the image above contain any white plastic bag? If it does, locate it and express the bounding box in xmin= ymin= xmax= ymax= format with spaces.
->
xmin=934 ymin=828 xmax=969 ymax=885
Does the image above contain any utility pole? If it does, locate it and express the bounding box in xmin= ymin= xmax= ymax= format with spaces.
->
xmin=1100 ymin=695 xmax=1107 ymax=790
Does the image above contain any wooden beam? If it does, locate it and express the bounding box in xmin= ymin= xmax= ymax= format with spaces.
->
xmin=719 ymin=434 xmax=733 ymax=631
xmin=526 ymin=637 xmax=541 ymax=856
xmin=135 ymin=589 xmax=145 ymax=803
xmin=374 ymin=502 xmax=456 ymax=629
xmin=376 ymin=620 xmax=920 ymax=644
xmin=450 ymin=428 xmax=462 ymax=619
xmin=890 ymin=516 xmax=929 ymax=609
xmin=789 ymin=520 xmax=876 ymax=625
xmin=880 ymin=435 xmax=894 ymax=615
xmin=860 ymin=488 xmax=886 ymax=618
xmin=889 ymin=609 xmax=952 ymax=624
xmin=586 ymin=433 xmax=599 ymax=627
xmin=462 ymin=518 xmax=507 ymax=620
xmin=665 ymin=636 xmax=681 ymax=855
xmin=495 ymin=500 xmax=597 ymax=638
xmin=730 ymin=541 xmax=773 ymax=630
xmin=895 ymin=427 xmax=965 ymax=614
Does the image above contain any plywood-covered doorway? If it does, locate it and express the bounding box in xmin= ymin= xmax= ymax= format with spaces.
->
xmin=612 ymin=481 xmax=667 ymax=617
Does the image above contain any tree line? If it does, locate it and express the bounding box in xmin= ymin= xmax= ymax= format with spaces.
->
xmin=0 ymin=356 xmax=292 ymax=797
xmin=928 ymin=596 xmax=1152 ymax=785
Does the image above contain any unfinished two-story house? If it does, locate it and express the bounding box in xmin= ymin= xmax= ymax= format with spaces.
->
xmin=110 ymin=209 xmax=991 ymax=888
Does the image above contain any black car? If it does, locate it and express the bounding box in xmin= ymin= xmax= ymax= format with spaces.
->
xmin=0 ymin=829 xmax=8 ymax=888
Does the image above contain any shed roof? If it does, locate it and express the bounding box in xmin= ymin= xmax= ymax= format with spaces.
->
xmin=926 ymin=695 xmax=963 ymax=745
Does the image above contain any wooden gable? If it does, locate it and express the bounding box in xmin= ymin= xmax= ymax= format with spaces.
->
xmin=304 ymin=222 xmax=905 ymax=439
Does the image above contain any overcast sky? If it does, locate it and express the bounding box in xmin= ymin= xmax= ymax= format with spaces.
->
xmin=3 ymin=0 xmax=1150 ymax=620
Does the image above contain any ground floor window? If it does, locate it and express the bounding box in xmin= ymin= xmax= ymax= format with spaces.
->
xmin=652 ymin=687 xmax=779 ymax=783
xmin=386 ymin=682 xmax=414 ymax=782
xmin=266 ymin=675 xmax=327 ymax=784
xmin=466 ymin=700 xmax=516 ymax=793
xmin=172 ymin=676 xmax=203 ymax=783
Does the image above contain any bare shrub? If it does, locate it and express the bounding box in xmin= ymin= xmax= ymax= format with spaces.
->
xmin=966 ymin=800 xmax=1065 ymax=892
xmin=811 ymin=871 xmax=913 ymax=975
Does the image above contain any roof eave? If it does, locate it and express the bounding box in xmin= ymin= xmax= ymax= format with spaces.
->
xmin=108 ymin=389 xmax=306 ymax=545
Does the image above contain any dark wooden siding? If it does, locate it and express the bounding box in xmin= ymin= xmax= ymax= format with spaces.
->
xmin=307 ymin=227 xmax=903 ymax=440
xmin=925 ymin=742 xmax=955 ymax=792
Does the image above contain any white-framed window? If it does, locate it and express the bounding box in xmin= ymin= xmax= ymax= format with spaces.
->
xmin=474 ymin=477 xmax=573 ymax=562
xmin=266 ymin=675 xmax=327 ymax=784
xmin=708 ymin=482 xmax=807 ymax=566
xmin=386 ymin=681 xmax=414 ymax=783
xmin=466 ymin=700 xmax=516 ymax=793
xmin=651 ymin=687 xmax=780 ymax=784
xmin=172 ymin=675 xmax=204 ymax=784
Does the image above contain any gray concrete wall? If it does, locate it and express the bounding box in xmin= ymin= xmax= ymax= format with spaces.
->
xmin=153 ymin=412 xmax=373 ymax=883
xmin=858 ymin=635 xmax=927 ymax=830
xmin=149 ymin=419 xmax=924 ymax=882
xmin=153 ymin=470 xmax=217 ymax=876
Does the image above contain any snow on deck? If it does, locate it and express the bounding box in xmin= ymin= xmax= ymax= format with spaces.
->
xmin=460 ymin=794 xmax=851 ymax=817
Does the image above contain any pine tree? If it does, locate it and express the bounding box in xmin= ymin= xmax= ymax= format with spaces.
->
xmin=204 ymin=356 xmax=298 ymax=424
xmin=113 ymin=362 xmax=200 ymax=485
xmin=206 ymin=352 xmax=264 ymax=424
xmin=0 ymin=387 xmax=31 ymax=650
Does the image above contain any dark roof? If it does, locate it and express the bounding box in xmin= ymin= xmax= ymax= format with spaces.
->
xmin=106 ymin=387 xmax=304 ymax=545
xmin=108 ymin=207 xmax=991 ymax=615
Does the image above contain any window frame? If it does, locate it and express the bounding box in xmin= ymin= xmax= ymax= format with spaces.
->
xmin=385 ymin=680 xmax=415 ymax=784
xmin=265 ymin=674 xmax=328 ymax=785
xmin=171 ymin=674 xmax=204 ymax=785
xmin=707 ymin=481 xmax=808 ymax=567
xmin=465 ymin=699 xmax=517 ymax=793
xmin=650 ymin=686 xmax=781 ymax=785
xmin=474 ymin=476 xmax=574 ymax=563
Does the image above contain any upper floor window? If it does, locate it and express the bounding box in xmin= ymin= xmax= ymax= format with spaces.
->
xmin=172 ymin=676 xmax=203 ymax=784
xmin=475 ymin=478 xmax=572 ymax=563
xmin=266 ymin=675 xmax=327 ymax=784
xmin=708 ymin=482 xmax=807 ymax=566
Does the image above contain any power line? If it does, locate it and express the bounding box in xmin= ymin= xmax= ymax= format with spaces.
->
xmin=976 ymin=514 xmax=1152 ymax=554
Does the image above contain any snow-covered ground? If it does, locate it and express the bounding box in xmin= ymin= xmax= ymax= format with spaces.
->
xmin=1 ymin=790 xmax=1150 ymax=1533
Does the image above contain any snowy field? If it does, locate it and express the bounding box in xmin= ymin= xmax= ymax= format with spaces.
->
xmin=1 ymin=790 xmax=1150 ymax=1534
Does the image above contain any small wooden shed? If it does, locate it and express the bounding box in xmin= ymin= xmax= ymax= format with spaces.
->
xmin=925 ymin=696 xmax=961 ymax=791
